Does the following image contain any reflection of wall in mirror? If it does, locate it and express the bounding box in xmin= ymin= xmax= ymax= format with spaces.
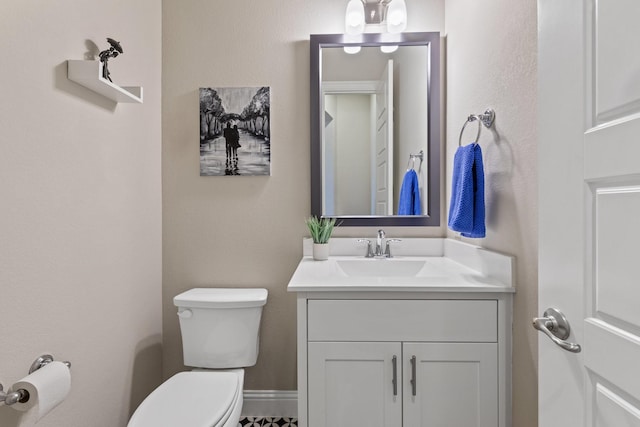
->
xmin=394 ymin=46 xmax=429 ymax=215
xmin=324 ymin=93 xmax=373 ymax=216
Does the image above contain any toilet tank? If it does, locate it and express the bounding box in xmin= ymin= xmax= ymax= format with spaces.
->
xmin=174 ymin=288 xmax=268 ymax=369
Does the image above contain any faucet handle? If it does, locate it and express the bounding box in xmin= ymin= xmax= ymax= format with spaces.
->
xmin=384 ymin=239 xmax=402 ymax=258
xmin=356 ymin=239 xmax=374 ymax=258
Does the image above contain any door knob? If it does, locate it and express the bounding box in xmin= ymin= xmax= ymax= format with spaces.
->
xmin=533 ymin=308 xmax=581 ymax=353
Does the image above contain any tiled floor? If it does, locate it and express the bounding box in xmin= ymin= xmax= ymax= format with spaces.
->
xmin=238 ymin=417 xmax=297 ymax=427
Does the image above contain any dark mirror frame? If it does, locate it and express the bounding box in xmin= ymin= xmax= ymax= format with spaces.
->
xmin=310 ymin=32 xmax=441 ymax=226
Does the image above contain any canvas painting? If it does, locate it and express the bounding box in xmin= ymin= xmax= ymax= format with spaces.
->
xmin=199 ymin=86 xmax=271 ymax=176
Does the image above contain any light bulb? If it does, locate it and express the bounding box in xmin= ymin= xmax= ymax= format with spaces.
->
xmin=386 ymin=0 xmax=407 ymax=33
xmin=388 ymin=10 xmax=403 ymax=26
xmin=344 ymin=46 xmax=362 ymax=54
xmin=345 ymin=0 xmax=365 ymax=35
xmin=380 ymin=45 xmax=398 ymax=53
xmin=347 ymin=11 xmax=363 ymax=27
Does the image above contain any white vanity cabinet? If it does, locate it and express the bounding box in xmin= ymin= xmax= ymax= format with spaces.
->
xmin=287 ymin=238 xmax=514 ymax=427
xmin=307 ymin=340 xmax=498 ymax=427
xmin=403 ymin=342 xmax=497 ymax=426
xmin=308 ymin=341 xmax=401 ymax=426
xmin=303 ymin=298 xmax=504 ymax=427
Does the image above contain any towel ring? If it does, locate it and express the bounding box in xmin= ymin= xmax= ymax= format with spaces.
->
xmin=406 ymin=150 xmax=424 ymax=171
xmin=458 ymin=109 xmax=495 ymax=147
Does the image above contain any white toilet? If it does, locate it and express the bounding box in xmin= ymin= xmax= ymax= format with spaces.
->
xmin=128 ymin=287 xmax=268 ymax=427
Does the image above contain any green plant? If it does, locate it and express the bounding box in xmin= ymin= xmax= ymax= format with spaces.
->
xmin=305 ymin=216 xmax=338 ymax=244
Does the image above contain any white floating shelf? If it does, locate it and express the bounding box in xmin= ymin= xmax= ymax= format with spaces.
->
xmin=67 ymin=60 xmax=143 ymax=103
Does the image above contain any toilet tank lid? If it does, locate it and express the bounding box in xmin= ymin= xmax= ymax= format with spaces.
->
xmin=174 ymin=288 xmax=268 ymax=308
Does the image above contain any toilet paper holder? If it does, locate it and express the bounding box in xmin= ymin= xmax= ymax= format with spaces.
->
xmin=0 ymin=354 xmax=71 ymax=406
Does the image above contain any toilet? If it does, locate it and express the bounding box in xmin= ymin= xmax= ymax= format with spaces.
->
xmin=128 ymin=287 xmax=268 ymax=427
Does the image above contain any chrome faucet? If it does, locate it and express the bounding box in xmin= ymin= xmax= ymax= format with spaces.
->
xmin=356 ymin=229 xmax=401 ymax=258
xmin=358 ymin=229 xmax=401 ymax=258
xmin=375 ymin=229 xmax=386 ymax=257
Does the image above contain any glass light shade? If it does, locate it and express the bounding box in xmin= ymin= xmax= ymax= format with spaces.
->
xmin=386 ymin=0 xmax=407 ymax=33
xmin=380 ymin=45 xmax=399 ymax=53
xmin=343 ymin=46 xmax=362 ymax=54
xmin=345 ymin=0 xmax=365 ymax=35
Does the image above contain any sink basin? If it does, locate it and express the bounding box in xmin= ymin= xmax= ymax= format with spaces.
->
xmin=336 ymin=259 xmax=426 ymax=277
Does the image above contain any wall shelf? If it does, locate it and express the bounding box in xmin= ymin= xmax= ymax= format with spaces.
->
xmin=67 ymin=60 xmax=143 ymax=103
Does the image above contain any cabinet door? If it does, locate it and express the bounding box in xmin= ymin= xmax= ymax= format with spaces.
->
xmin=308 ymin=342 xmax=402 ymax=427
xmin=403 ymin=342 xmax=498 ymax=427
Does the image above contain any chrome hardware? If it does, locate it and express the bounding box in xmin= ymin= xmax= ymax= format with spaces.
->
xmin=0 ymin=383 xmax=29 ymax=406
xmin=458 ymin=108 xmax=496 ymax=147
xmin=410 ymin=355 xmax=417 ymax=396
xmin=29 ymin=354 xmax=71 ymax=374
xmin=360 ymin=230 xmax=397 ymax=258
xmin=375 ymin=229 xmax=386 ymax=257
xmin=477 ymin=108 xmax=496 ymax=128
xmin=533 ymin=308 xmax=581 ymax=353
xmin=406 ymin=150 xmax=424 ymax=171
xmin=1 ymin=354 xmax=71 ymax=407
xmin=356 ymin=239 xmax=374 ymax=258
xmin=28 ymin=355 xmax=71 ymax=374
xmin=392 ymin=355 xmax=398 ymax=397
xmin=384 ymin=239 xmax=401 ymax=258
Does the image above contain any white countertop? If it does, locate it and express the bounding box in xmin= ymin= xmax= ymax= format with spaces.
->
xmin=287 ymin=238 xmax=515 ymax=293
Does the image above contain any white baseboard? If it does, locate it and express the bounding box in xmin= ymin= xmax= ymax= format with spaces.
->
xmin=242 ymin=390 xmax=298 ymax=418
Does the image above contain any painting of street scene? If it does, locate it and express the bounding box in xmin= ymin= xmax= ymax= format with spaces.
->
xmin=200 ymin=86 xmax=270 ymax=176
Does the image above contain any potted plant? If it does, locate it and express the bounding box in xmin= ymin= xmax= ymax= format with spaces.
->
xmin=305 ymin=216 xmax=338 ymax=260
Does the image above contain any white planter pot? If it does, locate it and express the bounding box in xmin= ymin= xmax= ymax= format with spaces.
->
xmin=313 ymin=243 xmax=330 ymax=261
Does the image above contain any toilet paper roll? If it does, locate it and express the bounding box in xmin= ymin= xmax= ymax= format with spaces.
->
xmin=10 ymin=361 xmax=71 ymax=422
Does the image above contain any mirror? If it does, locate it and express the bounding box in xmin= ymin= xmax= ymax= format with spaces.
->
xmin=310 ymin=32 xmax=440 ymax=226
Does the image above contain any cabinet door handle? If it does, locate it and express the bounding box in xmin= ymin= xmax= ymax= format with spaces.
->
xmin=410 ymin=355 xmax=417 ymax=396
xmin=392 ymin=355 xmax=398 ymax=396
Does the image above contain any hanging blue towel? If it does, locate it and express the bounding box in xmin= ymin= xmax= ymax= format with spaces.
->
xmin=448 ymin=144 xmax=485 ymax=238
xmin=398 ymin=169 xmax=422 ymax=215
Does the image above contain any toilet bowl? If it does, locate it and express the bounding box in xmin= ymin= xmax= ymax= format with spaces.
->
xmin=128 ymin=369 xmax=244 ymax=427
xmin=128 ymin=288 xmax=267 ymax=427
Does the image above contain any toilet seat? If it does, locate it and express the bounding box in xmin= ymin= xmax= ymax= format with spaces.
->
xmin=128 ymin=370 xmax=243 ymax=427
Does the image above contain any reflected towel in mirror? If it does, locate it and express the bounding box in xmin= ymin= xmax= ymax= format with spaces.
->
xmin=398 ymin=169 xmax=422 ymax=215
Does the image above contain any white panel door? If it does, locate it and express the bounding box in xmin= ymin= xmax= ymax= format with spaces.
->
xmin=374 ymin=59 xmax=393 ymax=215
xmin=403 ymin=343 xmax=498 ymax=427
xmin=539 ymin=0 xmax=640 ymax=425
xmin=307 ymin=342 xmax=401 ymax=427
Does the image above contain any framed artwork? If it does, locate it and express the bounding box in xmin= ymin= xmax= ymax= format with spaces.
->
xmin=199 ymin=86 xmax=271 ymax=176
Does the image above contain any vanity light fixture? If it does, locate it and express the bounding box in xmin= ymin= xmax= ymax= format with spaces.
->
xmin=385 ymin=0 xmax=407 ymax=33
xmin=345 ymin=0 xmax=366 ymax=34
xmin=343 ymin=0 xmax=407 ymax=54
xmin=344 ymin=0 xmax=365 ymax=54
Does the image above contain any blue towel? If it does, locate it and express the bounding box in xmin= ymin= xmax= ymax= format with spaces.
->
xmin=448 ymin=144 xmax=485 ymax=238
xmin=398 ymin=169 xmax=422 ymax=215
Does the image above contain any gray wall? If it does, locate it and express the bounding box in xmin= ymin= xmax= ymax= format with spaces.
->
xmin=445 ymin=0 xmax=539 ymax=425
xmin=0 ymin=1 xmax=162 ymax=426
xmin=162 ymin=0 xmax=446 ymax=390
xmin=0 ymin=0 xmax=537 ymax=425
